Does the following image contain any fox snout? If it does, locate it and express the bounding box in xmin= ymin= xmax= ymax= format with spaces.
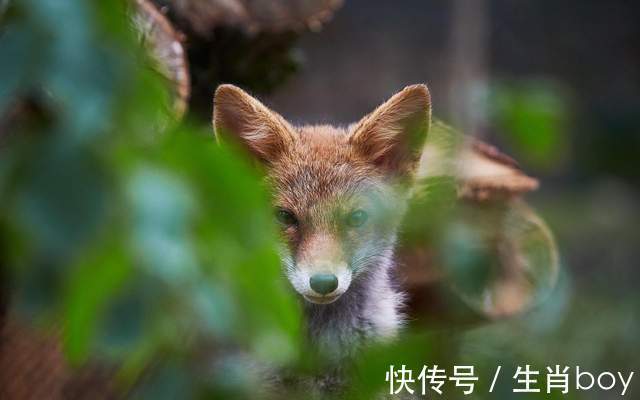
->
xmin=290 ymin=266 xmax=353 ymax=305
xmin=309 ymin=273 xmax=338 ymax=295
xmin=287 ymin=233 xmax=353 ymax=304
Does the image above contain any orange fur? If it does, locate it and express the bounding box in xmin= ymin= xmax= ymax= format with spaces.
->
xmin=350 ymin=84 xmax=431 ymax=175
xmin=213 ymin=84 xmax=430 ymax=317
xmin=213 ymin=84 xmax=296 ymax=163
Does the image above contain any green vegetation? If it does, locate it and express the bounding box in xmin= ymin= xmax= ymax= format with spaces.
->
xmin=1 ymin=1 xmax=637 ymax=399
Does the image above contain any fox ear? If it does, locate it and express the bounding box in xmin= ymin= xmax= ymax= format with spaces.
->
xmin=349 ymin=84 xmax=431 ymax=176
xmin=213 ymin=84 xmax=295 ymax=164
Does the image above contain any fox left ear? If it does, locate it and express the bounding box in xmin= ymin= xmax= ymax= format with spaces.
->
xmin=213 ymin=84 xmax=295 ymax=165
xmin=349 ymin=84 xmax=431 ymax=177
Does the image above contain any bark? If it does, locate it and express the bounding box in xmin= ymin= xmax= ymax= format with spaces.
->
xmin=164 ymin=0 xmax=344 ymax=35
xmin=132 ymin=0 xmax=191 ymax=117
xmin=401 ymin=121 xmax=558 ymax=322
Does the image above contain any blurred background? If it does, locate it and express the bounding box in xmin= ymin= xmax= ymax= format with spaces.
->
xmin=0 ymin=0 xmax=638 ymax=399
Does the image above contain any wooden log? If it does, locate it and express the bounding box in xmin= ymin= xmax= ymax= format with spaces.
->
xmin=132 ymin=0 xmax=191 ymax=118
xmin=0 ymin=316 xmax=118 ymax=399
xmin=400 ymin=121 xmax=559 ymax=322
xmin=418 ymin=120 xmax=539 ymax=201
xmin=167 ymin=0 xmax=344 ymax=35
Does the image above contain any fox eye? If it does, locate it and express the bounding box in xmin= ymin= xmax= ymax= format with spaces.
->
xmin=275 ymin=208 xmax=297 ymax=227
xmin=346 ymin=209 xmax=368 ymax=228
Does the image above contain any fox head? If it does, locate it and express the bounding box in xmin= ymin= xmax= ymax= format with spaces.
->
xmin=213 ymin=84 xmax=430 ymax=305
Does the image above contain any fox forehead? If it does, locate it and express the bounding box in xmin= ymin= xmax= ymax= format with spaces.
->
xmin=213 ymin=83 xmax=431 ymax=221
xmin=267 ymin=124 xmax=385 ymax=218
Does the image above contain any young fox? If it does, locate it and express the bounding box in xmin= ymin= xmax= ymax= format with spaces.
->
xmin=213 ymin=84 xmax=431 ymax=355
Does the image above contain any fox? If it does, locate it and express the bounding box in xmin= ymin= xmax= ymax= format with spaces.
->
xmin=213 ymin=83 xmax=431 ymax=358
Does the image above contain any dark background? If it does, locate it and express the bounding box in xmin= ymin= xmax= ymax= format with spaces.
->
xmin=266 ymin=0 xmax=640 ymax=292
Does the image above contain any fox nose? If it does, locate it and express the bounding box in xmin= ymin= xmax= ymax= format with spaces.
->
xmin=309 ymin=273 xmax=339 ymax=295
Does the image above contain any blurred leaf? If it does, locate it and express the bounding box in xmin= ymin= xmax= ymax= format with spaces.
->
xmin=2 ymin=0 xmax=298 ymax=397
xmin=131 ymin=360 xmax=194 ymax=400
xmin=96 ymin=282 xmax=146 ymax=355
xmin=438 ymin=202 xmax=559 ymax=318
xmin=127 ymin=166 xmax=198 ymax=284
xmin=152 ymin=133 xmax=303 ymax=362
xmin=12 ymin=139 xmax=111 ymax=260
xmin=345 ymin=332 xmax=437 ymax=400
xmin=490 ymin=80 xmax=569 ymax=168
xmin=63 ymin=235 xmax=132 ymax=364
xmin=442 ymin=220 xmax=494 ymax=297
xmin=0 ymin=23 xmax=38 ymax=110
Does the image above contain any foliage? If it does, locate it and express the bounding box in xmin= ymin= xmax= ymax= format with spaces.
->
xmin=2 ymin=1 xmax=636 ymax=400
xmin=489 ymin=80 xmax=570 ymax=169
xmin=1 ymin=0 xmax=301 ymax=395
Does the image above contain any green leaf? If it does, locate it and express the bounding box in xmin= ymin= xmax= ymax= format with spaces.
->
xmin=63 ymin=235 xmax=132 ymax=364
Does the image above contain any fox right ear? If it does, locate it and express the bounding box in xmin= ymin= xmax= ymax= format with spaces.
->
xmin=213 ymin=84 xmax=295 ymax=164
xmin=350 ymin=84 xmax=431 ymax=177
